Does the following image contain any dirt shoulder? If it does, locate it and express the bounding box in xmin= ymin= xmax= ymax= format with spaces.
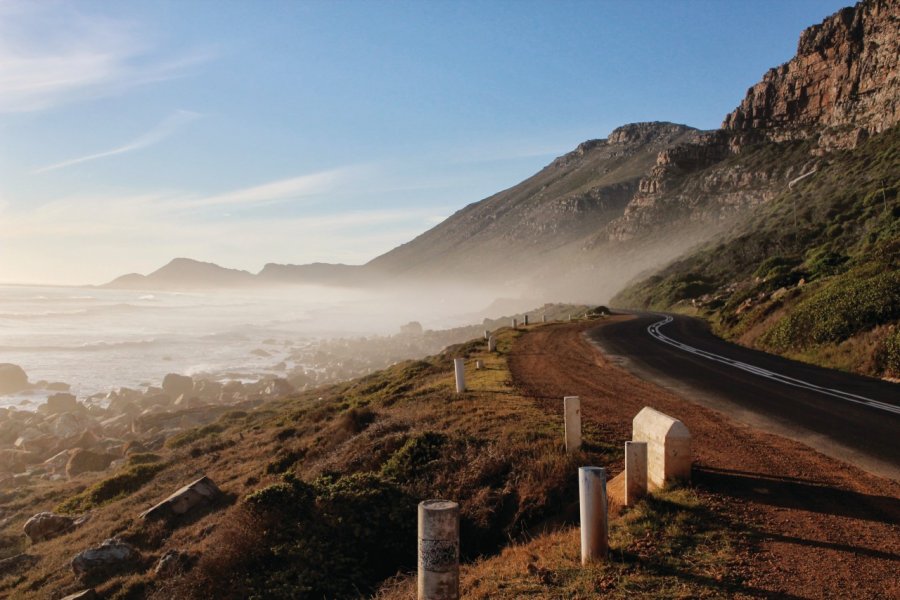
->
xmin=507 ymin=317 xmax=900 ymax=599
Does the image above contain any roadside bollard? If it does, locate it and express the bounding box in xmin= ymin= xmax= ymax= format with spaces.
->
xmin=512 ymin=318 xmax=518 ymax=329
xmin=453 ymin=358 xmax=465 ymax=393
xmin=487 ymin=336 xmax=497 ymax=352
xmin=524 ymin=314 xmax=529 ymax=326
xmin=625 ymin=441 xmax=648 ymax=507
xmin=542 ymin=313 xmax=547 ymax=323
xmin=483 ymin=329 xmax=489 ymax=340
xmin=475 ymin=359 xmax=484 ymax=370
xmin=418 ymin=500 xmax=459 ymax=600
xmin=579 ymin=467 xmax=608 ymax=564
xmin=564 ymin=396 xmax=581 ymax=453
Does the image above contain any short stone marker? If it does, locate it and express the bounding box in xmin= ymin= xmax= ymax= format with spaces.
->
xmin=578 ymin=466 xmax=608 ymax=563
xmin=624 ymin=441 xmax=648 ymax=506
xmin=453 ymin=358 xmax=465 ymax=394
xmin=475 ymin=359 xmax=484 ymax=370
xmin=418 ymin=499 xmax=459 ymax=600
xmin=523 ymin=314 xmax=529 ymax=326
xmin=542 ymin=313 xmax=547 ymax=323
xmin=632 ymin=407 xmax=691 ymax=488
xmin=512 ymin=318 xmax=518 ymax=329
xmin=487 ymin=336 xmax=497 ymax=352
xmin=483 ymin=329 xmax=489 ymax=340
xmin=563 ymin=396 xmax=581 ymax=453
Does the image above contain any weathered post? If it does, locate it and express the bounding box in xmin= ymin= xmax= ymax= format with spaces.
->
xmin=487 ymin=336 xmax=497 ymax=352
xmin=578 ymin=467 xmax=608 ymax=564
xmin=564 ymin=396 xmax=582 ymax=453
xmin=475 ymin=359 xmax=484 ymax=370
xmin=524 ymin=314 xmax=529 ymax=326
xmin=568 ymin=314 xmax=572 ymax=322
xmin=453 ymin=358 xmax=465 ymax=394
xmin=512 ymin=318 xmax=518 ymax=329
xmin=625 ymin=441 xmax=648 ymax=507
xmin=418 ymin=500 xmax=459 ymax=600
xmin=483 ymin=329 xmax=489 ymax=340
xmin=542 ymin=313 xmax=547 ymax=323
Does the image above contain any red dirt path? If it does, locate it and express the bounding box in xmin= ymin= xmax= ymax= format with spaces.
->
xmin=508 ymin=317 xmax=900 ymax=600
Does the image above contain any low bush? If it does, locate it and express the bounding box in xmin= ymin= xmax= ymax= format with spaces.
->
xmin=57 ymin=463 xmax=167 ymax=513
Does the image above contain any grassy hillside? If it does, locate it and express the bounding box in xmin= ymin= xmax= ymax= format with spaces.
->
xmin=613 ymin=126 xmax=900 ymax=378
xmin=0 ymin=315 xmax=743 ymax=599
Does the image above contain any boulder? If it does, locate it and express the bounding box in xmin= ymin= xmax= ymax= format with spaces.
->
xmin=47 ymin=412 xmax=84 ymax=438
xmin=41 ymin=450 xmax=74 ymax=474
xmin=162 ymin=374 xmax=193 ymax=399
xmin=153 ymin=549 xmax=193 ymax=577
xmin=66 ymin=449 xmax=116 ymax=477
xmin=140 ymin=476 xmax=221 ymax=520
xmin=71 ymin=538 xmax=140 ymax=580
xmin=24 ymin=512 xmax=75 ymax=542
xmin=140 ymin=393 xmax=172 ymax=409
xmin=0 ymin=364 xmax=28 ymax=395
xmin=0 ymin=449 xmax=38 ymax=473
xmin=0 ymin=553 xmax=38 ymax=575
xmin=46 ymin=381 xmax=71 ymax=392
xmin=45 ymin=393 xmax=78 ymax=414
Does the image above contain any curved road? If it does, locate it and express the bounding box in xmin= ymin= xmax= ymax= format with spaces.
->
xmin=588 ymin=312 xmax=900 ymax=480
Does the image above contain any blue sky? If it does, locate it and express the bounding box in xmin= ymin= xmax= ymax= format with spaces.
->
xmin=0 ymin=0 xmax=849 ymax=284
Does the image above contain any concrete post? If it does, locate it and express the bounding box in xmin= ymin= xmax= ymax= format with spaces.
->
xmin=578 ymin=467 xmax=608 ymax=564
xmin=487 ymin=336 xmax=497 ymax=352
xmin=483 ymin=330 xmax=489 ymax=340
xmin=512 ymin=318 xmax=518 ymax=329
xmin=524 ymin=315 xmax=529 ymax=326
xmin=542 ymin=314 xmax=547 ymax=323
xmin=564 ymin=396 xmax=582 ymax=453
xmin=453 ymin=358 xmax=465 ymax=394
xmin=625 ymin=441 xmax=648 ymax=507
xmin=475 ymin=359 xmax=484 ymax=370
xmin=568 ymin=314 xmax=572 ymax=322
xmin=418 ymin=500 xmax=459 ymax=600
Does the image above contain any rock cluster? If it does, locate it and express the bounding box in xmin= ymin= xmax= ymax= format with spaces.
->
xmin=0 ymin=366 xmax=296 ymax=488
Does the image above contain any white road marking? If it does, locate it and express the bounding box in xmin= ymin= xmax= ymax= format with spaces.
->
xmin=646 ymin=314 xmax=900 ymax=416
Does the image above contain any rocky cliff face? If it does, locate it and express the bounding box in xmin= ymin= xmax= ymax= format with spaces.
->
xmin=606 ymin=0 xmax=897 ymax=242
xmin=723 ymin=0 xmax=899 ymax=151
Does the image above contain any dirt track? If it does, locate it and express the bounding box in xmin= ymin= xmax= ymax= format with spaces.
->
xmin=508 ymin=317 xmax=900 ymax=599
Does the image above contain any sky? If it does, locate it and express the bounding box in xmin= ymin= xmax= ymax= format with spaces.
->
xmin=0 ymin=0 xmax=850 ymax=285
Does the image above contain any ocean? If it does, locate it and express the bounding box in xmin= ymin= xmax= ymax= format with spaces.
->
xmin=0 ymin=283 xmax=433 ymax=410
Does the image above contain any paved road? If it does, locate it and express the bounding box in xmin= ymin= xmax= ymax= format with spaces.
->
xmin=588 ymin=312 xmax=900 ymax=479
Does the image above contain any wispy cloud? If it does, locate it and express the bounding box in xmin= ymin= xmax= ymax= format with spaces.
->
xmin=0 ymin=2 xmax=214 ymax=113
xmin=32 ymin=110 xmax=202 ymax=173
xmin=182 ymin=168 xmax=355 ymax=209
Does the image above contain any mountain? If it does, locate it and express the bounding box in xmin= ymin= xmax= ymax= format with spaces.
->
xmin=104 ymin=258 xmax=255 ymax=290
xmin=614 ymin=0 xmax=900 ymax=379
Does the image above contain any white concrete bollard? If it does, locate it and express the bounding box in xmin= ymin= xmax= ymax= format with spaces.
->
xmin=483 ymin=329 xmax=489 ymax=340
xmin=578 ymin=467 xmax=608 ymax=564
xmin=625 ymin=441 xmax=648 ymax=507
xmin=564 ymin=396 xmax=582 ymax=453
xmin=632 ymin=407 xmax=691 ymax=488
xmin=418 ymin=499 xmax=459 ymax=600
xmin=524 ymin=314 xmax=529 ymax=326
xmin=453 ymin=358 xmax=465 ymax=394
xmin=487 ymin=336 xmax=497 ymax=352
xmin=475 ymin=359 xmax=484 ymax=370
xmin=512 ymin=318 xmax=518 ymax=329
xmin=542 ymin=313 xmax=547 ymax=323
xmin=568 ymin=314 xmax=572 ymax=322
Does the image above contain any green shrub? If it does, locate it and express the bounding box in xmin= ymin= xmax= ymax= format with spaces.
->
xmin=57 ymin=463 xmax=167 ymax=513
xmin=237 ymin=472 xmax=416 ymax=598
xmin=877 ymin=327 xmax=900 ymax=377
xmin=764 ymin=270 xmax=900 ymax=350
xmin=166 ymin=424 xmax=224 ymax=449
xmin=380 ymin=432 xmax=447 ymax=481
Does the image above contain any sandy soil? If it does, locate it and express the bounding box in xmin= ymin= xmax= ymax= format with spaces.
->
xmin=508 ymin=317 xmax=900 ymax=600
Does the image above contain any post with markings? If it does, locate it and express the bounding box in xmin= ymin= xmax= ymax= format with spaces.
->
xmin=453 ymin=358 xmax=465 ymax=394
xmin=418 ymin=499 xmax=459 ymax=600
xmin=579 ymin=467 xmax=608 ymax=564
xmin=487 ymin=336 xmax=497 ymax=352
xmin=625 ymin=441 xmax=648 ymax=506
xmin=475 ymin=359 xmax=484 ymax=370
xmin=564 ymin=396 xmax=582 ymax=453
xmin=483 ymin=329 xmax=489 ymax=340
xmin=524 ymin=314 xmax=529 ymax=326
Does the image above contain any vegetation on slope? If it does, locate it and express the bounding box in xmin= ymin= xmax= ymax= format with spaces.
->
xmin=614 ymin=126 xmax=900 ymax=378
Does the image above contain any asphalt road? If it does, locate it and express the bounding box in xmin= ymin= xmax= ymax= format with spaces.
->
xmin=588 ymin=312 xmax=900 ymax=479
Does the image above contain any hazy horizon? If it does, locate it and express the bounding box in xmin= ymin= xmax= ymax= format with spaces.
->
xmin=0 ymin=0 xmax=849 ymax=285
